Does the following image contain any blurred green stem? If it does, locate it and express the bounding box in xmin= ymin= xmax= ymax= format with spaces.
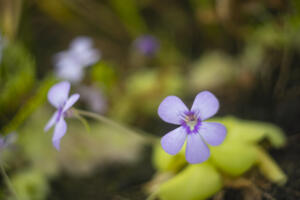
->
xmin=0 ymin=163 xmax=20 ymax=200
xmin=73 ymin=111 xmax=91 ymax=133
xmin=73 ymin=109 xmax=158 ymax=144
xmin=256 ymin=147 xmax=287 ymax=185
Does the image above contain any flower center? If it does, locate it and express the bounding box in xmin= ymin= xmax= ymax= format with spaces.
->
xmin=181 ymin=111 xmax=201 ymax=134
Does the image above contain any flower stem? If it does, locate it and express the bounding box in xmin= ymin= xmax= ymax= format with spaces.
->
xmin=73 ymin=109 xmax=159 ymax=144
xmin=73 ymin=110 xmax=91 ymax=133
xmin=0 ymin=163 xmax=20 ymax=200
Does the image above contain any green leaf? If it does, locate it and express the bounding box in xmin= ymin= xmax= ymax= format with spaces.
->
xmin=11 ymin=169 xmax=49 ymax=200
xmin=158 ymin=163 xmax=222 ymax=200
xmin=90 ymin=61 xmax=117 ymax=91
xmin=188 ymin=52 xmax=238 ymax=91
xmin=152 ymin=143 xmax=186 ymax=172
xmin=109 ymin=0 xmax=147 ymax=36
xmin=256 ymin=147 xmax=287 ymax=185
xmin=210 ymin=116 xmax=286 ymax=148
xmin=210 ymin=141 xmax=258 ymax=176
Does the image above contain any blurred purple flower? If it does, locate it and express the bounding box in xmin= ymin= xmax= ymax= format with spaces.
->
xmin=0 ymin=32 xmax=4 ymax=63
xmin=0 ymin=132 xmax=17 ymax=151
xmin=54 ymin=36 xmax=101 ymax=83
xmin=44 ymin=81 xmax=80 ymax=150
xmin=134 ymin=35 xmax=159 ymax=56
xmin=158 ymin=91 xmax=227 ymax=164
xmin=77 ymin=85 xmax=107 ymax=114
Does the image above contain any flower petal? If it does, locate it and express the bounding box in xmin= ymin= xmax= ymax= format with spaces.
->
xmin=199 ymin=122 xmax=227 ymax=146
xmin=52 ymin=117 xmax=67 ymax=150
xmin=2 ymin=132 xmax=17 ymax=148
xmin=191 ymin=91 xmax=219 ymax=121
xmin=55 ymin=55 xmax=84 ymax=83
xmin=186 ymin=133 xmax=210 ymax=164
xmin=70 ymin=36 xmax=93 ymax=50
xmin=44 ymin=111 xmax=58 ymax=132
xmin=0 ymin=138 xmax=5 ymax=148
xmin=161 ymin=127 xmax=187 ymax=155
xmin=158 ymin=96 xmax=189 ymax=125
xmin=63 ymin=94 xmax=80 ymax=112
xmin=70 ymin=37 xmax=100 ymax=67
xmin=48 ymin=81 xmax=70 ymax=108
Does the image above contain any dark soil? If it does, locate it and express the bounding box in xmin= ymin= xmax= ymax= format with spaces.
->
xmin=264 ymin=135 xmax=300 ymax=200
xmin=47 ymin=146 xmax=154 ymax=200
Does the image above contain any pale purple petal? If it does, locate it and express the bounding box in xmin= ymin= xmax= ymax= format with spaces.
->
xmin=77 ymin=86 xmax=107 ymax=113
xmin=44 ymin=111 xmax=58 ymax=132
xmin=198 ymin=122 xmax=227 ymax=146
xmin=0 ymin=133 xmax=16 ymax=149
xmin=2 ymin=132 xmax=17 ymax=148
xmin=161 ymin=127 xmax=187 ymax=155
xmin=54 ymin=51 xmax=71 ymax=66
xmin=71 ymin=49 xmax=100 ymax=67
xmin=69 ymin=37 xmax=100 ymax=67
xmin=158 ymin=96 xmax=189 ymax=125
xmin=0 ymin=138 xmax=5 ymax=148
xmin=70 ymin=36 xmax=93 ymax=50
xmin=48 ymin=81 xmax=70 ymax=108
xmin=185 ymin=133 xmax=210 ymax=164
xmin=52 ymin=117 xmax=67 ymax=150
xmin=55 ymin=56 xmax=84 ymax=83
xmin=63 ymin=94 xmax=80 ymax=112
xmin=191 ymin=91 xmax=219 ymax=121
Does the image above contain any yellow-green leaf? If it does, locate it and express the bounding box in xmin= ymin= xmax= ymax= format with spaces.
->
xmin=159 ymin=163 xmax=222 ymax=200
xmin=152 ymin=143 xmax=186 ymax=172
xmin=210 ymin=142 xmax=257 ymax=176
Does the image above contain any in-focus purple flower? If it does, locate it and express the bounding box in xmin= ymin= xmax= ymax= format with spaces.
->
xmin=44 ymin=81 xmax=80 ymax=150
xmin=158 ymin=91 xmax=227 ymax=164
xmin=54 ymin=36 xmax=101 ymax=83
xmin=134 ymin=35 xmax=159 ymax=56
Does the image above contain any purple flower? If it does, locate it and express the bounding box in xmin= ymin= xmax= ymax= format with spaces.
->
xmin=0 ymin=132 xmax=17 ymax=151
xmin=134 ymin=35 xmax=159 ymax=56
xmin=0 ymin=32 xmax=4 ymax=63
xmin=44 ymin=81 xmax=80 ymax=150
xmin=69 ymin=37 xmax=100 ymax=67
xmin=77 ymin=85 xmax=107 ymax=114
xmin=54 ymin=36 xmax=101 ymax=83
xmin=158 ymin=91 xmax=227 ymax=164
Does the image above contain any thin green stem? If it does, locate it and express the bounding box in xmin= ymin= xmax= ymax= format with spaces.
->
xmin=73 ymin=109 xmax=159 ymax=144
xmin=73 ymin=110 xmax=91 ymax=133
xmin=0 ymin=163 xmax=20 ymax=200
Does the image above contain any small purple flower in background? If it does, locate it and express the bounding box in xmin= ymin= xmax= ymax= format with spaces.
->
xmin=0 ymin=31 xmax=4 ymax=63
xmin=69 ymin=37 xmax=100 ymax=66
xmin=44 ymin=81 xmax=80 ymax=150
xmin=134 ymin=35 xmax=159 ymax=57
xmin=77 ymin=85 xmax=107 ymax=114
xmin=158 ymin=91 xmax=227 ymax=164
xmin=0 ymin=132 xmax=17 ymax=151
xmin=54 ymin=36 xmax=101 ymax=83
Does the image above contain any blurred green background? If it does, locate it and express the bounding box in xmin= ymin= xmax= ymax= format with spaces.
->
xmin=0 ymin=0 xmax=300 ymax=199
